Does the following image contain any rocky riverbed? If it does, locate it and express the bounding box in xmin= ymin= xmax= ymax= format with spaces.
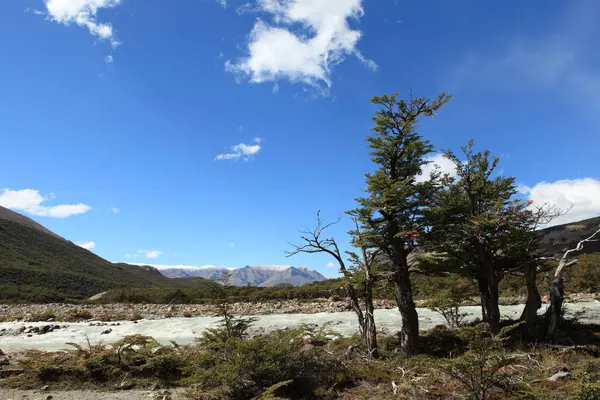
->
xmin=1 ymin=301 xmax=599 ymax=351
xmin=1 ymin=293 xmax=598 ymax=323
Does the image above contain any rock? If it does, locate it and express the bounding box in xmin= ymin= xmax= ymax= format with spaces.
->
xmin=40 ymin=385 xmax=50 ymax=391
xmin=101 ymin=328 xmax=112 ymax=335
xmin=120 ymin=380 xmax=135 ymax=390
xmin=548 ymin=371 xmax=572 ymax=381
xmin=149 ymin=382 xmax=160 ymax=391
xmin=40 ymin=396 xmax=53 ymax=400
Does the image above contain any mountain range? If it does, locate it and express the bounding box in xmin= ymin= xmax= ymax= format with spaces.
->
xmin=1 ymin=204 xmax=598 ymax=302
xmin=144 ymin=264 xmax=327 ymax=287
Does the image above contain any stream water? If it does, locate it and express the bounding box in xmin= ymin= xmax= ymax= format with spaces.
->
xmin=1 ymin=302 xmax=599 ymax=350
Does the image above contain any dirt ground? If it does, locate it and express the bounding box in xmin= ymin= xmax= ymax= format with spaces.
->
xmin=0 ymin=388 xmax=187 ymax=400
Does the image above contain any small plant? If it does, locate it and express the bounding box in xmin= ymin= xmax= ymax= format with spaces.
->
xmin=438 ymin=325 xmax=521 ymax=399
xmin=67 ymin=309 xmax=93 ymax=321
xmin=426 ymin=278 xmax=471 ymax=328
xmin=30 ymin=310 xmax=56 ymax=322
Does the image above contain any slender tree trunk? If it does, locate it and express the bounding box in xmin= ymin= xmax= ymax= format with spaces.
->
xmin=544 ymin=277 xmax=564 ymax=340
xmin=393 ymin=265 xmax=419 ymax=356
xmin=521 ymin=264 xmax=542 ymax=338
xmin=363 ymin=285 xmax=378 ymax=357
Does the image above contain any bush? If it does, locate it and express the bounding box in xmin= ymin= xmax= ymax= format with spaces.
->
xmin=437 ymin=325 xmax=522 ymax=400
xmin=185 ymin=328 xmax=351 ymax=400
xmin=66 ymin=309 xmax=93 ymax=321
xmin=425 ymin=278 xmax=472 ymax=328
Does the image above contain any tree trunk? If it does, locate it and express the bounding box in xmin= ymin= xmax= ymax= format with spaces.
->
xmin=477 ymin=277 xmax=490 ymax=322
xmin=363 ymin=280 xmax=378 ymax=357
xmin=394 ymin=266 xmax=419 ymax=356
xmin=544 ymin=277 xmax=564 ymax=340
xmin=487 ymin=275 xmax=501 ymax=335
xmin=521 ymin=264 xmax=542 ymax=338
xmin=477 ymin=275 xmax=501 ymax=334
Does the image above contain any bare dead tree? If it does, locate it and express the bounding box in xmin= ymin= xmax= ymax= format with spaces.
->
xmin=544 ymin=224 xmax=600 ymax=339
xmin=287 ymin=211 xmax=379 ymax=357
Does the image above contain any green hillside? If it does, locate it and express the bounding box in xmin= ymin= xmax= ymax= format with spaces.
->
xmin=0 ymin=209 xmax=173 ymax=303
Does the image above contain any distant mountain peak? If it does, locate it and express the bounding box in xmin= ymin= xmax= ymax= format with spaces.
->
xmin=157 ymin=264 xmax=326 ymax=287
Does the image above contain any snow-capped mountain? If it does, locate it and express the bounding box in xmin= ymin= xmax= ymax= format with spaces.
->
xmin=132 ymin=264 xmax=327 ymax=287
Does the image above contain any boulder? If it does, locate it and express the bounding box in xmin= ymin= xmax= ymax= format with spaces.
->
xmin=548 ymin=371 xmax=572 ymax=381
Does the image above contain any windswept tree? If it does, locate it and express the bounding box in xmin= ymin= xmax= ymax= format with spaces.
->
xmin=349 ymin=92 xmax=451 ymax=355
xmin=287 ymin=212 xmax=380 ymax=357
xmin=425 ymin=141 xmax=543 ymax=334
xmin=544 ymin=224 xmax=600 ymax=339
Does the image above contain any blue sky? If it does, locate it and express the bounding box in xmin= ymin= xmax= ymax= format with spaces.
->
xmin=1 ymin=0 xmax=600 ymax=277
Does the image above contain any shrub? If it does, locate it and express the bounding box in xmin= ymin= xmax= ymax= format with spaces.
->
xmin=66 ymin=309 xmax=93 ymax=321
xmin=437 ymin=325 xmax=522 ymax=400
xmin=185 ymin=329 xmax=351 ymax=399
xmin=425 ymin=278 xmax=472 ymax=328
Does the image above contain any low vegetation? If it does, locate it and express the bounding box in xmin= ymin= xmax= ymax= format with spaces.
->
xmin=2 ymin=318 xmax=600 ymax=399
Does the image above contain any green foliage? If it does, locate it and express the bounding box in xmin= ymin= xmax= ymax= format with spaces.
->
xmin=437 ymin=326 xmax=521 ymax=399
xmin=573 ymin=359 xmax=600 ymax=400
xmin=257 ymin=380 xmax=293 ymax=400
xmin=184 ymin=328 xmax=350 ymax=400
xmin=7 ymin=335 xmax=185 ymax=389
xmin=425 ymin=276 xmax=473 ymax=328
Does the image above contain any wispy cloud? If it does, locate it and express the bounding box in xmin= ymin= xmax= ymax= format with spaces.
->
xmin=109 ymin=207 xmax=120 ymax=214
xmin=217 ymin=0 xmax=228 ymax=9
xmin=104 ymin=55 xmax=114 ymax=65
xmin=0 ymin=189 xmax=91 ymax=218
xmin=326 ymin=261 xmax=337 ymax=268
xmin=42 ymin=0 xmax=122 ymax=48
xmin=215 ymin=137 xmax=262 ymax=161
xmin=520 ymin=178 xmax=600 ymax=227
xmin=226 ymin=0 xmax=376 ymax=93
xmin=76 ymin=241 xmax=96 ymax=250
xmin=127 ymin=249 xmax=165 ymax=259
xmin=452 ymin=1 xmax=600 ymax=112
xmin=228 ymin=242 xmax=236 ymax=248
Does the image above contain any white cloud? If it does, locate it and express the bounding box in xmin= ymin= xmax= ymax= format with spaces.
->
xmin=0 ymin=189 xmax=92 ymax=218
xmin=126 ymin=263 xmax=236 ymax=271
xmin=217 ymin=0 xmax=228 ymax=9
xmin=109 ymin=206 xmax=120 ymax=214
xmin=226 ymin=0 xmax=376 ymax=92
xmin=416 ymin=154 xmax=458 ymax=183
xmin=215 ymin=137 xmax=262 ymax=161
xmin=76 ymin=241 xmax=96 ymax=250
xmin=326 ymin=261 xmax=337 ymax=268
xmin=104 ymin=55 xmax=114 ymax=64
xmin=519 ymin=178 xmax=600 ymax=227
xmin=43 ymin=0 xmax=122 ymax=48
xmin=228 ymin=242 xmax=236 ymax=248
xmin=136 ymin=249 xmax=164 ymax=259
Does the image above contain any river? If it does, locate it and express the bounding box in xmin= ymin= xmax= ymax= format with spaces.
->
xmin=1 ymin=302 xmax=599 ymax=350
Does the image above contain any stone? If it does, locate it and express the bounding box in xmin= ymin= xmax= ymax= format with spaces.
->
xmin=120 ymin=380 xmax=135 ymax=390
xmin=101 ymin=328 xmax=112 ymax=335
xmin=40 ymin=385 xmax=50 ymax=391
xmin=548 ymin=371 xmax=572 ymax=381
xmin=149 ymin=382 xmax=160 ymax=391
